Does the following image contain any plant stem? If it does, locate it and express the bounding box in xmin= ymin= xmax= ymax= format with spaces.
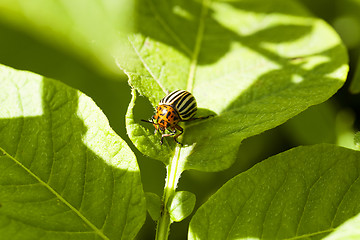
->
xmin=155 ymin=146 xmax=183 ymax=240
xmin=155 ymin=2 xmax=210 ymax=237
xmin=155 ymin=205 xmax=171 ymax=240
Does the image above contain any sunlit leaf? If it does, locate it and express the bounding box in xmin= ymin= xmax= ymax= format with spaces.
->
xmin=168 ymin=191 xmax=196 ymax=222
xmin=189 ymin=144 xmax=360 ymax=239
xmin=0 ymin=65 xmax=146 ymax=239
xmin=119 ymin=0 xmax=348 ymax=172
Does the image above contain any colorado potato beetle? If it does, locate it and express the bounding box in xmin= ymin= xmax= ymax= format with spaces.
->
xmin=142 ymin=90 xmax=211 ymax=145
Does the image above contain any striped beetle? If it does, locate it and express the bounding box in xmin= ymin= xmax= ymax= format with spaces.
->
xmin=142 ymin=90 xmax=211 ymax=145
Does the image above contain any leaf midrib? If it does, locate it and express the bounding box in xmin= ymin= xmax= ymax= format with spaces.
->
xmin=187 ymin=0 xmax=210 ymax=93
xmin=131 ymin=0 xmax=211 ymax=94
xmin=284 ymin=228 xmax=334 ymax=240
xmin=0 ymin=146 xmax=109 ymax=240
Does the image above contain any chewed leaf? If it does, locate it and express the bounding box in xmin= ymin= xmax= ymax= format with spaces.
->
xmin=189 ymin=144 xmax=360 ymax=239
xmin=126 ymin=88 xmax=173 ymax=163
xmin=0 ymin=65 xmax=146 ymax=239
xmin=119 ymin=0 xmax=348 ymax=171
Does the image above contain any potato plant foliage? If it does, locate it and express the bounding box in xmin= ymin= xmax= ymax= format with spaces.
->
xmin=0 ymin=0 xmax=359 ymax=240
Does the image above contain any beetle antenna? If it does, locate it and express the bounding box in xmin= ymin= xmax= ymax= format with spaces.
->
xmin=141 ymin=119 xmax=154 ymax=124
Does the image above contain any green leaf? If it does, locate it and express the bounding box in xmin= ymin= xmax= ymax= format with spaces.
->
xmin=145 ymin=192 xmax=162 ymax=221
xmin=189 ymin=144 xmax=360 ymax=240
xmin=126 ymin=88 xmax=173 ymax=163
xmin=168 ymin=191 xmax=196 ymax=222
xmin=119 ymin=0 xmax=348 ymax=171
xmin=0 ymin=65 xmax=146 ymax=239
xmin=0 ymin=0 xmax=133 ymax=75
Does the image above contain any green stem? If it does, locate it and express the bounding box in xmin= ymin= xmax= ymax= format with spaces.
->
xmin=156 ymin=0 xmax=210 ymax=237
xmin=155 ymin=206 xmax=171 ymax=240
xmin=155 ymin=146 xmax=183 ymax=240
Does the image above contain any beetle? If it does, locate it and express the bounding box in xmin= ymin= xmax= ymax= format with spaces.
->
xmin=142 ymin=90 xmax=211 ymax=145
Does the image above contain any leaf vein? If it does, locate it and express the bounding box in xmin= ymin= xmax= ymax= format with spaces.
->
xmin=187 ymin=0 xmax=210 ymax=92
xmin=46 ymin=91 xmax=56 ymax=184
xmin=0 ymin=147 xmax=109 ymax=240
xmin=295 ymin=159 xmax=341 ymax=236
xmin=1 ymin=213 xmax=97 ymax=234
xmin=330 ymin=173 xmax=360 ymax=227
xmin=226 ymin=174 xmax=256 ymax=239
xmin=261 ymin=170 xmax=289 ymax=239
xmin=79 ymin=147 xmax=89 ymax=212
xmin=13 ymin=82 xmax=25 ymax=159
xmin=284 ymin=228 xmax=334 ymax=240
xmin=120 ymin=171 xmax=133 ymax=240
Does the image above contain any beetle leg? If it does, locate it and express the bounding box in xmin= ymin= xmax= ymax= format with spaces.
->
xmin=161 ymin=128 xmax=181 ymax=145
xmin=173 ymin=125 xmax=183 ymax=145
xmin=160 ymin=128 xmax=167 ymax=145
xmin=186 ymin=115 xmax=214 ymax=122
xmin=161 ymin=129 xmax=176 ymax=138
xmin=141 ymin=119 xmax=153 ymax=123
xmin=160 ymin=136 xmax=164 ymax=145
xmin=141 ymin=118 xmax=159 ymax=134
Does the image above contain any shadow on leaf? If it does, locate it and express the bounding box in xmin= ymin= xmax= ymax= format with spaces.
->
xmin=0 ymin=71 xmax=145 ymax=239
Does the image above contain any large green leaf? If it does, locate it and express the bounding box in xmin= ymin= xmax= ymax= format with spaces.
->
xmin=119 ymin=0 xmax=348 ymax=172
xmin=0 ymin=0 xmax=133 ymax=75
xmin=0 ymin=65 xmax=145 ymax=239
xmin=189 ymin=144 xmax=360 ymax=239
